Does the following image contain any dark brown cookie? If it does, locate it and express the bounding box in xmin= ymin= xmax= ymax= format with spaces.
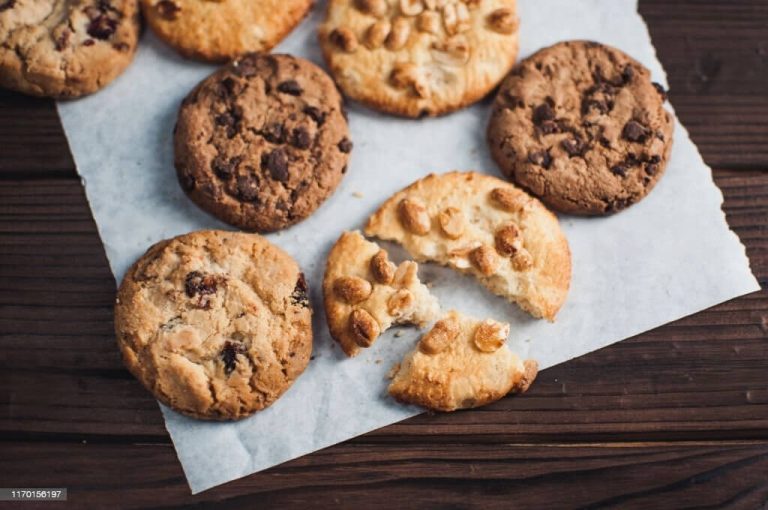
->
xmin=487 ymin=41 xmax=674 ymax=215
xmin=174 ymin=53 xmax=352 ymax=232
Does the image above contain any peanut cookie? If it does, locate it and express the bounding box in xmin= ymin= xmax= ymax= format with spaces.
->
xmin=0 ymin=0 xmax=139 ymax=98
xmin=318 ymin=0 xmax=519 ymax=117
xmin=174 ymin=53 xmax=352 ymax=233
xmin=323 ymin=230 xmax=440 ymax=357
xmin=488 ymin=40 xmax=674 ymax=215
xmin=141 ymin=0 xmax=313 ymax=62
xmin=388 ymin=310 xmax=537 ymax=411
xmin=115 ymin=230 xmax=313 ymax=421
xmin=365 ymin=171 xmax=571 ymax=321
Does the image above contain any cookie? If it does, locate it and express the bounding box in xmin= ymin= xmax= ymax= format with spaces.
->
xmin=324 ymin=230 xmax=440 ymax=357
xmin=114 ymin=230 xmax=313 ymax=421
xmin=388 ymin=310 xmax=537 ymax=411
xmin=318 ymin=0 xmax=519 ymax=117
xmin=365 ymin=171 xmax=571 ymax=321
xmin=174 ymin=53 xmax=352 ymax=233
xmin=488 ymin=40 xmax=674 ymax=215
xmin=141 ymin=0 xmax=312 ymax=62
xmin=0 ymin=0 xmax=140 ymax=98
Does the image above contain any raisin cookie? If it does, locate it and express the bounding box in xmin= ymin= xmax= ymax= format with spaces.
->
xmin=115 ymin=230 xmax=313 ymax=421
xmin=388 ymin=310 xmax=537 ymax=411
xmin=488 ymin=40 xmax=674 ymax=215
xmin=0 ymin=0 xmax=140 ymax=98
xmin=141 ymin=0 xmax=312 ymax=62
xmin=318 ymin=0 xmax=519 ymax=117
xmin=324 ymin=230 xmax=440 ymax=357
xmin=174 ymin=53 xmax=352 ymax=232
xmin=365 ymin=171 xmax=571 ymax=321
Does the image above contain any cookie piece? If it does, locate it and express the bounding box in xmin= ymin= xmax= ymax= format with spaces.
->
xmin=488 ymin=40 xmax=674 ymax=215
xmin=388 ymin=310 xmax=537 ymax=411
xmin=0 ymin=0 xmax=140 ymax=98
xmin=318 ymin=0 xmax=519 ymax=117
xmin=174 ymin=53 xmax=352 ymax=233
xmin=324 ymin=231 xmax=440 ymax=357
xmin=114 ymin=230 xmax=313 ymax=421
xmin=141 ymin=0 xmax=312 ymax=62
xmin=365 ymin=171 xmax=571 ymax=321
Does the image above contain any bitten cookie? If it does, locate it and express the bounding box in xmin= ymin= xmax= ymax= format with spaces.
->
xmin=488 ymin=40 xmax=674 ymax=215
xmin=318 ymin=0 xmax=519 ymax=117
xmin=323 ymin=230 xmax=440 ymax=357
xmin=141 ymin=0 xmax=312 ymax=62
xmin=175 ymin=53 xmax=352 ymax=233
xmin=0 ymin=0 xmax=140 ymax=98
xmin=365 ymin=171 xmax=571 ymax=321
xmin=388 ymin=310 xmax=537 ymax=411
xmin=115 ymin=230 xmax=313 ymax=421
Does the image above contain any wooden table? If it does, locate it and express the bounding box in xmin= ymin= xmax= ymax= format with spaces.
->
xmin=1 ymin=1 xmax=767 ymax=508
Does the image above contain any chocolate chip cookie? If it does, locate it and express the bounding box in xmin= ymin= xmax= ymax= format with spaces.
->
xmin=115 ymin=230 xmax=313 ymax=421
xmin=141 ymin=0 xmax=312 ymax=62
xmin=318 ymin=0 xmax=519 ymax=117
xmin=174 ymin=53 xmax=352 ymax=232
xmin=488 ymin=41 xmax=674 ymax=215
xmin=0 ymin=0 xmax=140 ymax=98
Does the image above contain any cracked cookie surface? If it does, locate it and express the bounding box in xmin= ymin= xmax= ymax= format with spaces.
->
xmin=365 ymin=171 xmax=571 ymax=321
xmin=114 ymin=230 xmax=313 ymax=421
xmin=388 ymin=310 xmax=537 ymax=411
xmin=174 ymin=53 xmax=352 ymax=232
xmin=323 ymin=230 xmax=440 ymax=357
xmin=140 ymin=0 xmax=312 ymax=62
xmin=488 ymin=40 xmax=674 ymax=215
xmin=318 ymin=0 xmax=519 ymax=117
xmin=0 ymin=0 xmax=139 ymax=98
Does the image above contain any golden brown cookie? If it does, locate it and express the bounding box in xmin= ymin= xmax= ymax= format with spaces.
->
xmin=488 ymin=40 xmax=674 ymax=215
xmin=323 ymin=230 xmax=440 ymax=357
xmin=365 ymin=171 xmax=571 ymax=321
xmin=388 ymin=310 xmax=537 ymax=411
xmin=0 ymin=0 xmax=140 ymax=98
xmin=141 ymin=0 xmax=313 ymax=62
xmin=114 ymin=230 xmax=313 ymax=421
xmin=318 ymin=0 xmax=519 ymax=117
xmin=174 ymin=53 xmax=352 ymax=233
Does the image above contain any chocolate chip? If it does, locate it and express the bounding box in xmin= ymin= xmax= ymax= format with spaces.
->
xmin=625 ymin=153 xmax=641 ymax=167
xmin=212 ymin=155 xmax=241 ymax=179
xmin=622 ymin=120 xmax=649 ymax=143
xmin=55 ymin=30 xmax=71 ymax=51
xmin=599 ymin=136 xmax=611 ymax=148
xmin=606 ymin=197 xmax=633 ymax=213
xmin=292 ymin=127 xmax=312 ymax=149
xmin=528 ymin=150 xmax=552 ymax=169
xmin=263 ymin=123 xmax=285 ymax=144
xmin=83 ymin=39 xmax=95 ymax=46
xmin=185 ymin=271 xmax=218 ymax=298
xmin=611 ymin=165 xmax=627 ymax=177
xmin=561 ymin=137 xmax=585 ymax=157
xmin=277 ymin=80 xmax=302 ymax=96
xmin=622 ymin=65 xmax=635 ymax=84
xmin=236 ymin=175 xmax=259 ymax=201
xmin=655 ymin=131 xmax=666 ymax=141
xmin=648 ymin=155 xmax=661 ymax=164
xmin=532 ymin=103 xmax=555 ymax=125
xmin=0 ymin=0 xmax=15 ymax=11
xmin=504 ymin=93 xmax=525 ymax=109
xmin=303 ymin=106 xmax=326 ymax=126
xmin=87 ymin=14 xmax=117 ymax=40
xmin=221 ymin=341 xmax=246 ymax=375
xmin=262 ymin=149 xmax=288 ymax=181
xmin=290 ymin=273 xmax=310 ymax=308
xmin=538 ymin=120 xmax=559 ymax=135
xmin=156 ymin=0 xmax=180 ymax=20
xmin=652 ymin=82 xmax=667 ymax=100
xmin=337 ymin=138 xmax=353 ymax=153
xmin=220 ymin=77 xmax=237 ymax=96
xmin=582 ymin=98 xmax=609 ymax=116
xmin=113 ymin=42 xmax=129 ymax=52
xmin=645 ymin=164 xmax=658 ymax=176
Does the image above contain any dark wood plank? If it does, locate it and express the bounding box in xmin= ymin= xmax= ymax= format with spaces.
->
xmin=1 ymin=173 xmax=765 ymax=444
xmin=1 ymin=440 xmax=767 ymax=509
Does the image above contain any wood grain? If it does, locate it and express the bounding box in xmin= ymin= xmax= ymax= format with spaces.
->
xmin=1 ymin=0 xmax=767 ymax=508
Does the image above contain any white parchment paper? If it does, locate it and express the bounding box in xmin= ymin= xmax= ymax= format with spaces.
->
xmin=57 ymin=0 xmax=759 ymax=493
